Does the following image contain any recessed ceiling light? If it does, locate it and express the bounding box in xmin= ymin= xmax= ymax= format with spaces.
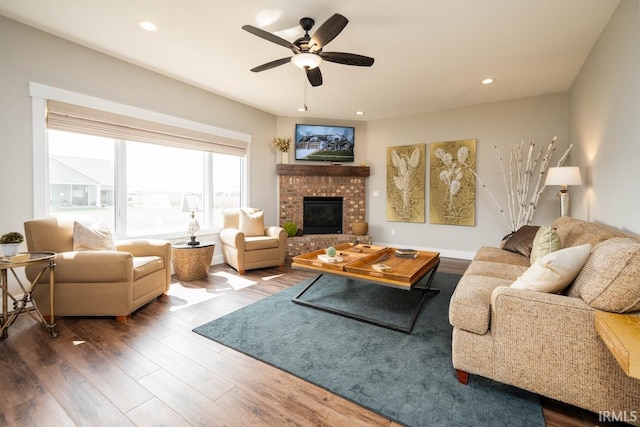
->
xmin=481 ymin=78 xmax=495 ymax=85
xmin=356 ymin=111 xmax=364 ymax=116
xmin=138 ymin=20 xmax=157 ymax=32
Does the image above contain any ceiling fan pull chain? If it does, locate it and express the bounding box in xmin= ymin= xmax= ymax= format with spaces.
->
xmin=298 ymin=76 xmax=308 ymax=112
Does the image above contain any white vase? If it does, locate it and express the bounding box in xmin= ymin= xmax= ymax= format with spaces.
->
xmin=1 ymin=243 xmax=20 ymax=257
xmin=281 ymin=151 xmax=289 ymax=164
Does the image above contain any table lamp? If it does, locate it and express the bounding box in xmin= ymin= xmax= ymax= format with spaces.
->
xmin=545 ymin=166 xmax=582 ymax=217
xmin=181 ymin=193 xmax=203 ymax=245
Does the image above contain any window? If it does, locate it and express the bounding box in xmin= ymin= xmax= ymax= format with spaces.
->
xmin=31 ymin=84 xmax=250 ymax=240
xmin=47 ymin=130 xmax=244 ymax=238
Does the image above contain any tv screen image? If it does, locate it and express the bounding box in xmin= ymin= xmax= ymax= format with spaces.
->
xmin=295 ymin=124 xmax=355 ymax=162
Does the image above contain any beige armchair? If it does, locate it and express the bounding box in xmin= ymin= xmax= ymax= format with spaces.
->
xmin=220 ymin=208 xmax=286 ymax=274
xmin=23 ymin=216 xmax=171 ymax=320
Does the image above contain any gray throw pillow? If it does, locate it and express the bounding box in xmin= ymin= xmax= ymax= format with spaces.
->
xmin=502 ymin=225 xmax=540 ymax=258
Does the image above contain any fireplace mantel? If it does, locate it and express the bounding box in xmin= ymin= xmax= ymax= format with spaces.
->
xmin=277 ymin=164 xmax=370 ymax=177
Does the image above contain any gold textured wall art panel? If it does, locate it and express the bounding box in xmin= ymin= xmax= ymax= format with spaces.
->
xmin=429 ymin=139 xmax=476 ymax=226
xmin=386 ymin=144 xmax=426 ymax=223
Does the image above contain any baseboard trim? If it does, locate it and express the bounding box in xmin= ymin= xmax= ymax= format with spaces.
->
xmin=372 ymin=241 xmax=476 ymax=261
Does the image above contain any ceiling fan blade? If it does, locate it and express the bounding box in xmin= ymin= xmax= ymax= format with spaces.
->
xmin=242 ymin=25 xmax=299 ymax=51
xmin=309 ymin=13 xmax=348 ymax=51
xmin=306 ymin=67 xmax=323 ymax=87
xmin=250 ymin=57 xmax=292 ymax=72
xmin=320 ymin=52 xmax=375 ymax=67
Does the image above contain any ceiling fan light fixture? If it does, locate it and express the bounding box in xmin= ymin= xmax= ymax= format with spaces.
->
xmin=291 ymin=53 xmax=322 ymax=69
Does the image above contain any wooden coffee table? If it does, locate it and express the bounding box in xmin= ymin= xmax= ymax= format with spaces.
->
xmin=291 ymin=243 xmax=440 ymax=333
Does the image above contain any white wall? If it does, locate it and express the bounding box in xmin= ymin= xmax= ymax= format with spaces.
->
xmin=366 ymin=93 xmax=570 ymax=258
xmin=3 ymin=0 xmax=637 ymax=270
xmin=569 ymin=0 xmax=640 ymax=234
xmin=0 ymin=15 xmax=279 ymax=238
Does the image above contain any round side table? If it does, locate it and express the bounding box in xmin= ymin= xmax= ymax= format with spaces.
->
xmin=171 ymin=243 xmax=215 ymax=281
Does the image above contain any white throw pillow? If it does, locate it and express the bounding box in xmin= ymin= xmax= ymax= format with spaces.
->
xmin=73 ymin=221 xmax=117 ymax=251
xmin=238 ymin=208 xmax=265 ymax=237
xmin=511 ymin=243 xmax=592 ymax=293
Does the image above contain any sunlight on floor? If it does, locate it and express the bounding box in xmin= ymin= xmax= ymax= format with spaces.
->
xmin=210 ymin=271 xmax=258 ymax=290
xmin=262 ymin=273 xmax=286 ymax=281
xmin=167 ymin=282 xmax=221 ymax=311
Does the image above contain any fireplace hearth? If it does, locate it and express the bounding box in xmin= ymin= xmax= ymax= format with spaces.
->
xmin=303 ymin=197 xmax=343 ymax=234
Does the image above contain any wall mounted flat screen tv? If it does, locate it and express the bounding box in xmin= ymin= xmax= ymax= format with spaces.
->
xmin=295 ymin=124 xmax=355 ymax=162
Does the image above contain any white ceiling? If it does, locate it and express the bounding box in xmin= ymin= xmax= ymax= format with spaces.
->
xmin=0 ymin=0 xmax=619 ymax=121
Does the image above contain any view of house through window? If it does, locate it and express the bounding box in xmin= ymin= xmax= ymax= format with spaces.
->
xmin=47 ymin=129 xmax=243 ymax=238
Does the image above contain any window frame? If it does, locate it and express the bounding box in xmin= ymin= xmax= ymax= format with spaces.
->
xmin=30 ymin=82 xmax=251 ymax=238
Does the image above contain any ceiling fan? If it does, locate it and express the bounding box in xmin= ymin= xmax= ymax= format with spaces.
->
xmin=242 ymin=13 xmax=374 ymax=87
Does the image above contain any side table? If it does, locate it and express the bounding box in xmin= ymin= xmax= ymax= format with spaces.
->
xmin=0 ymin=251 xmax=57 ymax=339
xmin=595 ymin=310 xmax=640 ymax=379
xmin=172 ymin=243 xmax=215 ymax=281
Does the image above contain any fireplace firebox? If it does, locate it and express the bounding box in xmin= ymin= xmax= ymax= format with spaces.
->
xmin=303 ymin=197 xmax=343 ymax=234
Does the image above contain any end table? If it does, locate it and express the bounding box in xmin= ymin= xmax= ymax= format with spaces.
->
xmin=172 ymin=243 xmax=215 ymax=281
xmin=1 ymin=251 xmax=57 ymax=339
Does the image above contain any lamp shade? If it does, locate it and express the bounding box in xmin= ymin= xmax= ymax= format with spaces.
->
xmin=545 ymin=167 xmax=582 ymax=187
xmin=181 ymin=193 xmax=203 ymax=212
xmin=291 ymin=53 xmax=322 ymax=69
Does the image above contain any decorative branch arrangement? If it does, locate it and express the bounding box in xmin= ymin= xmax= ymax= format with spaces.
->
xmin=459 ymin=137 xmax=573 ymax=233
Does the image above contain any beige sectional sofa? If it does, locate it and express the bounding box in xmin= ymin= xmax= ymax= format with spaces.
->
xmin=449 ymin=217 xmax=640 ymax=424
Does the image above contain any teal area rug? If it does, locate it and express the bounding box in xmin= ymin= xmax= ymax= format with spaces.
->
xmin=193 ymin=272 xmax=544 ymax=427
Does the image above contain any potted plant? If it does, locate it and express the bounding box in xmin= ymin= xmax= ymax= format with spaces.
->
xmin=0 ymin=231 xmax=24 ymax=257
xmin=272 ymin=137 xmax=291 ymax=164
xmin=282 ymin=221 xmax=298 ymax=237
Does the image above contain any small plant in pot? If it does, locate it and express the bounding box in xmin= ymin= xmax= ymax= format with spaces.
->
xmin=0 ymin=231 xmax=24 ymax=257
xmin=282 ymin=221 xmax=298 ymax=237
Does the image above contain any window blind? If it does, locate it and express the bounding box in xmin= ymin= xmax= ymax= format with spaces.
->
xmin=46 ymin=100 xmax=247 ymax=156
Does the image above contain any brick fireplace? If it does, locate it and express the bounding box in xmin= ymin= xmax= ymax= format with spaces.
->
xmin=277 ymin=164 xmax=371 ymax=258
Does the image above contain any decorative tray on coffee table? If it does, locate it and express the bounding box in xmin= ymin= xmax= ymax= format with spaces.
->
xmin=344 ymin=248 xmax=440 ymax=283
xmin=291 ymin=243 xmax=386 ymax=272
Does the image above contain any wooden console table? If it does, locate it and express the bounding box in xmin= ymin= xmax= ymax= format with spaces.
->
xmin=595 ymin=310 xmax=640 ymax=379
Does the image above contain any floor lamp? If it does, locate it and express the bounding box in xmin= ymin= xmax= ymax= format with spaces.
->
xmin=545 ymin=166 xmax=582 ymax=217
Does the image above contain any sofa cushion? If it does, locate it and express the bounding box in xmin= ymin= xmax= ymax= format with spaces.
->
xmin=245 ymin=235 xmax=279 ymax=251
xmin=511 ymin=244 xmax=591 ymax=293
xmin=464 ymin=260 xmax=528 ymax=282
xmin=239 ymin=208 xmax=265 ymax=237
xmin=449 ymin=274 xmax=514 ymax=335
xmin=502 ymin=225 xmax=540 ymax=257
xmin=133 ymin=256 xmax=164 ymax=281
xmin=473 ymin=246 xmax=531 ymax=267
xmin=553 ymin=217 xmax=628 ymax=248
xmin=568 ymin=238 xmax=640 ymax=313
xmin=530 ymin=225 xmax=561 ymax=264
xmin=72 ymin=221 xmax=117 ymax=251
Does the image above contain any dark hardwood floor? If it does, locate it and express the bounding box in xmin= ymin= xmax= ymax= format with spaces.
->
xmin=0 ymin=258 xmax=625 ymax=426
